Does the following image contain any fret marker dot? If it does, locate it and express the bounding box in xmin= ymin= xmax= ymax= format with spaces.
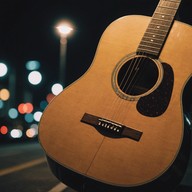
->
xmin=157 ymin=26 xmax=160 ymax=29
xmin=153 ymin=35 xmax=156 ymax=37
xmin=162 ymin=15 xmax=165 ymax=18
xmin=151 ymin=39 xmax=154 ymax=42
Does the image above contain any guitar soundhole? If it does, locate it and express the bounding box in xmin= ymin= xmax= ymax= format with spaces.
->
xmin=116 ymin=56 xmax=159 ymax=97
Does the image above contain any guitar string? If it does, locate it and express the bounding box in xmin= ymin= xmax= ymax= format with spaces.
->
xmin=109 ymin=55 xmax=144 ymax=122
xmin=102 ymin=53 xmax=144 ymax=124
xmin=120 ymin=55 xmax=146 ymax=95
xmin=120 ymin=54 xmax=153 ymax=126
xmin=112 ymin=55 xmax=140 ymax=122
xmin=110 ymin=53 xmax=147 ymax=124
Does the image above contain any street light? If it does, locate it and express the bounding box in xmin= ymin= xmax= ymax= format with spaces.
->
xmin=56 ymin=21 xmax=73 ymax=87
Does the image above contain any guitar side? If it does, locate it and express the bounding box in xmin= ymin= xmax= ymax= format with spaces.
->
xmin=39 ymin=15 xmax=192 ymax=192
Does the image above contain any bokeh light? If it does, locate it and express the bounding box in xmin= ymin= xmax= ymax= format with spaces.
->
xmin=10 ymin=129 xmax=23 ymax=138
xmin=0 ymin=63 xmax=8 ymax=77
xmin=24 ymin=113 xmax=34 ymax=123
xmin=18 ymin=103 xmax=33 ymax=114
xmin=0 ymin=126 xmax=8 ymax=135
xmin=40 ymin=100 xmax=48 ymax=110
xmin=25 ymin=60 xmax=40 ymax=71
xmin=0 ymin=89 xmax=10 ymax=101
xmin=33 ymin=111 xmax=42 ymax=122
xmin=51 ymin=83 xmax=63 ymax=95
xmin=46 ymin=93 xmax=55 ymax=103
xmin=26 ymin=128 xmax=38 ymax=138
xmin=28 ymin=71 xmax=42 ymax=85
xmin=8 ymin=108 xmax=18 ymax=119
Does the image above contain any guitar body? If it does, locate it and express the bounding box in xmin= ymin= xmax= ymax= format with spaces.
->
xmin=39 ymin=15 xmax=192 ymax=192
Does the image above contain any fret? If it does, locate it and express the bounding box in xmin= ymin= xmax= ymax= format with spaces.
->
xmin=142 ymin=38 xmax=162 ymax=46
xmin=139 ymin=44 xmax=160 ymax=51
xmin=159 ymin=0 xmax=180 ymax=8
xmin=155 ymin=11 xmax=174 ymax=17
xmin=148 ymin=23 xmax=170 ymax=32
xmin=151 ymin=16 xmax=171 ymax=24
xmin=153 ymin=13 xmax=173 ymax=21
xmin=151 ymin=18 xmax=172 ymax=25
xmin=137 ymin=47 xmax=159 ymax=56
xmin=156 ymin=7 xmax=177 ymax=15
xmin=138 ymin=44 xmax=161 ymax=53
xmin=145 ymin=31 xmax=165 ymax=38
xmin=146 ymin=28 xmax=167 ymax=36
xmin=158 ymin=5 xmax=178 ymax=10
xmin=150 ymin=22 xmax=171 ymax=27
xmin=160 ymin=0 xmax=181 ymax=5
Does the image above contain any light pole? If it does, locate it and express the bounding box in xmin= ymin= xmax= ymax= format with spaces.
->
xmin=56 ymin=22 xmax=73 ymax=87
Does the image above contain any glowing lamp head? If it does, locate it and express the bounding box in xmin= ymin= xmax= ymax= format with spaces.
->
xmin=56 ymin=23 xmax=73 ymax=37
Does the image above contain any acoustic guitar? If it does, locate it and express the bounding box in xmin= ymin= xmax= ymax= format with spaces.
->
xmin=39 ymin=0 xmax=192 ymax=191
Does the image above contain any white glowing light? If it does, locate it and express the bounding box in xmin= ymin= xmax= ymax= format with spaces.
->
xmin=33 ymin=111 xmax=42 ymax=122
xmin=51 ymin=83 xmax=63 ymax=95
xmin=28 ymin=71 xmax=42 ymax=85
xmin=0 ymin=63 xmax=8 ymax=77
xmin=10 ymin=129 xmax=23 ymax=138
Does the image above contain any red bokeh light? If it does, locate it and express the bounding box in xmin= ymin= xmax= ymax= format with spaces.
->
xmin=0 ymin=126 xmax=8 ymax=135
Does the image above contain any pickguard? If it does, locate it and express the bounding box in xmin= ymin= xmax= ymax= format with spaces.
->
xmin=137 ymin=63 xmax=174 ymax=117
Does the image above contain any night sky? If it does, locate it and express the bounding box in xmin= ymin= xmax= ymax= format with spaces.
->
xmin=0 ymin=0 xmax=191 ymax=105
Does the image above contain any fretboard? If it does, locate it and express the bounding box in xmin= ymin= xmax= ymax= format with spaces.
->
xmin=137 ymin=0 xmax=181 ymax=58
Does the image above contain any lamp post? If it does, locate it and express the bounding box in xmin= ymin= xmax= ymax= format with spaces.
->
xmin=56 ymin=22 xmax=73 ymax=87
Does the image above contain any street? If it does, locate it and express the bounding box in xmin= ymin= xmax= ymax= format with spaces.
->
xmin=0 ymin=142 xmax=76 ymax=192
xmin=0 ymin=141 xmax=192 ymax=192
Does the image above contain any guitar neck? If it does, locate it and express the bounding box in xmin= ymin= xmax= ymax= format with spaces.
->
xmin=137 ymin=0 xmax=182 ymax=58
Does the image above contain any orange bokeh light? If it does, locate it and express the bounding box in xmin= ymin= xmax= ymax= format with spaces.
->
xmin=18 ymin=103 xmax=34 ymax=114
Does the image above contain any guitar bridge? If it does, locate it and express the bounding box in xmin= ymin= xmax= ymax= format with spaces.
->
xmin=81 ymin=113 xmax=142 ymax=141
